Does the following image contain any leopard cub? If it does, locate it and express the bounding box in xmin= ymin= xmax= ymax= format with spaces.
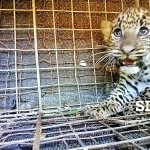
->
xmin=84 ymin=7 xmax=150 ymax=118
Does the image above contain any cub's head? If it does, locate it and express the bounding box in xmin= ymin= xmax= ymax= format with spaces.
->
xmin=101 ymin=8 xmax=150 ymax=74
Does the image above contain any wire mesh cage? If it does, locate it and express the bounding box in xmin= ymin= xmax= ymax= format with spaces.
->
xmin=1 ymin=0 xmax=150 ymax=149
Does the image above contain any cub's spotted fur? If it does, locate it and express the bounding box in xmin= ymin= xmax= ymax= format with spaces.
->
xmin=84 ymin=7 xmax=150 ymax=118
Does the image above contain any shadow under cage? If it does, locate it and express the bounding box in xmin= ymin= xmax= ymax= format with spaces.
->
xmin=0 ymin=0 xmax=150 ymax=150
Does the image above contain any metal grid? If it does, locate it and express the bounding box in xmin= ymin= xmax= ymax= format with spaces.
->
xmin=1 ymin=0 xmax=150 ymax=149
xmin=1 ymin=111 xmax=150 ymax=150
xmin=0 ymin=0 xmax=122 ymax=112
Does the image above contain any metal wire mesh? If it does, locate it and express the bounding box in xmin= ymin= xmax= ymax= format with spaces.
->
xmin=0 ymin=0 xmax=150 ymax=149
xmin=0 ymin=0 xmax=120 ymax=111
xmin=1 ymin=111 xmax=150 ymax=150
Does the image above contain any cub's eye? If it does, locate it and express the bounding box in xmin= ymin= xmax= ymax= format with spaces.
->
xmin=139 ymin=26 xmax=149 ymax=36
xmin=113 ymin=28 xmax=122 ymax=37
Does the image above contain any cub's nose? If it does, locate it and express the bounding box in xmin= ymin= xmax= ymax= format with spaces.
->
xmin=120 ymin=30 xmax=137 ymax=54
xmin=121 ymin=45 xmax=135 ymax=54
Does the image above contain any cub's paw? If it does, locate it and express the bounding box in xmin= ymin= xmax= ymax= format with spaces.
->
xmin=82 ymin=103 xmax=111 ymax=118
xmin=82 ymin=101 xmax=122 ymax=118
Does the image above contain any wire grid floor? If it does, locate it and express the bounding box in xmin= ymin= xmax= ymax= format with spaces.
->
xmin=1 ymin=110 xmax=150 ymax=150
xmin=1 ymin=0 xmax=150 ymax=110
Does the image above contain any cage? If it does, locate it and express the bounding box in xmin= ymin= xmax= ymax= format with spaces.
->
xmin=1 ymin=0 xmax=150 ymax=150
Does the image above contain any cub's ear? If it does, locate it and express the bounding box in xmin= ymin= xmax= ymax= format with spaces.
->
xmin=100 ymin=20 xmax=113 ymax=45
